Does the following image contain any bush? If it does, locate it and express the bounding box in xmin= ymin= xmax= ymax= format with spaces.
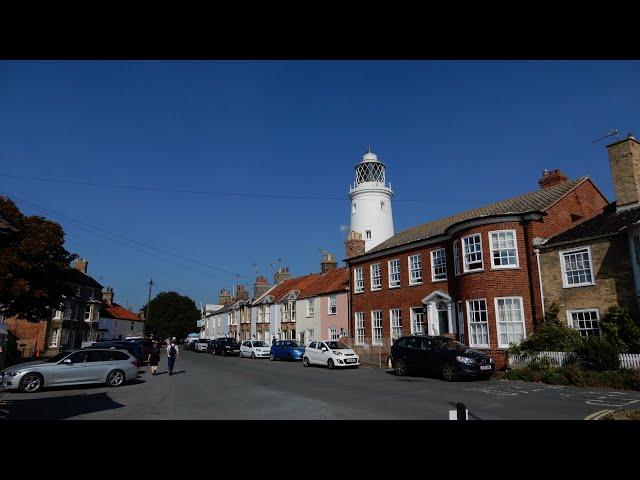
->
xmin=509 ymin=303 xmax=582 ymax=355
xmin=600 ymin=306 xmax=640 ymax=354
xmin=574 ymin=336 xmax=621 ymax=372
xmin=504 ymin=365 xmax=640 ymax=390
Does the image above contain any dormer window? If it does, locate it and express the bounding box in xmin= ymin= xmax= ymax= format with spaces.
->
xmin=366 ymin=230 xmax=372 ymax=240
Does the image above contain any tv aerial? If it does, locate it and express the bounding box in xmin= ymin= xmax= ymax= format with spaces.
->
xmin=592 ymin=129 xmax=620 ymax=143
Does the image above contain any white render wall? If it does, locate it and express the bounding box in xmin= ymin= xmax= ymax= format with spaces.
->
xmin=349 ymin=185 xmax=394 ymax=252
xmin=98 ymin=317 xmax=144 ymax=341
xmin=295 ymin=297 xmax=321 ymax=344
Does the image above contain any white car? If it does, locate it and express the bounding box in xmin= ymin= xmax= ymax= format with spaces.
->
xmin=240 ymin=340 xmax=271 ymax=359
xmin=303 ymin=340 xmax=360 ymax=369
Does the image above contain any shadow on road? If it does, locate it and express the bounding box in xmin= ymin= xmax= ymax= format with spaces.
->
xmin=4 ymin=392 xmax=126 ymax=420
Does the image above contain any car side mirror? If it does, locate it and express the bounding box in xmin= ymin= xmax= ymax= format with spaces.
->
xmin=322 ymin=347 xmax=328 ymax=352
xmin=63 ymin=358 xmax=73 ymax=364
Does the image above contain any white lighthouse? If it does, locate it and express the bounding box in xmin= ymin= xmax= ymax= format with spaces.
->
xmin=349 ymin=149 xmax=394 ymax=252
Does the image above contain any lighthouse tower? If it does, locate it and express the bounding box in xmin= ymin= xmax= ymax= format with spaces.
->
xmin=349 ymin=149 xmax=394 ymax=252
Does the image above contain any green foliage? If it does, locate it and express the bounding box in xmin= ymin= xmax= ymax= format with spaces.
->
xmin=0 ymin=196 xmax=77 ymax=322
xmin=509 ymin=303 xmax=581 ymax=355
xmin=141 ymin=291 xmax=200 ymax=341
xmin=600 ymin=306 xmax=640 ymax=354
xmin=574 ymin=336 xmax=621 ymax=371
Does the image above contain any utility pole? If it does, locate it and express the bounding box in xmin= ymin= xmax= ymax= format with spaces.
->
xmin=145 ymin=278 xmax=154 ymax=338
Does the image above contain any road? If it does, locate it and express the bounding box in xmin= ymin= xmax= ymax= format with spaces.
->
xmin=3 ymin=350 xmax=640 ymax=420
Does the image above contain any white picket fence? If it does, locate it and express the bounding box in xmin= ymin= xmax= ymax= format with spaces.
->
xmin=509 ymin=351 xmax=640 ymax=370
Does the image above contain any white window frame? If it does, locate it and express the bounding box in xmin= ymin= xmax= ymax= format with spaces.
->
xmin=466 ymin=299 xmax=490 ymax=348
xmin=430 ymin=249 xmax=447 ymax=282
xmin=489 ymin=229 xmax=519 ymax=269
xmin=355 ymin=312 xmax=365 ymax=345
xmin=390 ymin=308 xmax=402 ymax=340
xmin=494 ymin=296 xmax=526 ymax=348
xmin=354 ymin=267 xmax=364 ymax=293
xmin=566 ymin=308 xmax=601 ymax=337
xmin=49 ymin=328 xmax=60 ymax=347
xmin=329 ymin=327 xmax=339 ymax=340
xmin=307 ymin=299 xmax=314 ymax=317
xmin=453 ymin=239 xmax=461 ymax=276
xmin=408 ymin=254 xmax=423 ymax=285
xmin=371 ymin=310 xmax=383 ymax=346
xmin=559 ymin=246 xmax=595 ymax=288
xmin=370 ymin=263 xmax=382 ymax=290
xmin=388 ymin=259 xmax=401 ymax=288
xmin=410 ymin=307 xmax=425 ymax=335
xmin=462 ymin=234 xmax=484 ymax=273
xmin=328 ymin=296 xmax=337 ymax=315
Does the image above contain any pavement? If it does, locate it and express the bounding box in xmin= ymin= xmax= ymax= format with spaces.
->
xmin=2 ymin=350 xmax=640 ymax=420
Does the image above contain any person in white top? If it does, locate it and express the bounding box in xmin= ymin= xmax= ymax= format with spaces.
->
xmin=166 ymin=337 xmax=179 ymax=375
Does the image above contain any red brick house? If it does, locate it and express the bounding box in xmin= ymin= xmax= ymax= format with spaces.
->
xmin=345 ymin=171 xmax=608 ymax=369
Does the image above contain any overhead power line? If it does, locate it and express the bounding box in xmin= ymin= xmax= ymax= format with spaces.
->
xmin=0 ymin=173 xmax=491 ymax=204
xmin=3 ymin=192 xmax=252 ymax=283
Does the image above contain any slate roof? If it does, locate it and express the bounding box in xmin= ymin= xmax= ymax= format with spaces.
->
xmin=366 ymin=177 xmax=590 ymax=255
xmin=100 ymin=303 xmax=142 ymax=321
xmin=542 ymin=203 xmax=640 ymax=248
xmin=67 ymin=268 xmax=103 ymax=289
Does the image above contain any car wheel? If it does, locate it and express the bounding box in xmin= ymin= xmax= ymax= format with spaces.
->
xmin=270 ymin=353 xmax=275 ymax=361
xmin=394 ymin=359 xmax=408 ymax=376
xmin=251 ymin=352 xmax=255 ymax=359
xmin=303 ymin=357 xmax=310 ymax=367
xmin=106 ymin=369 xmax=126 ymax=387
xmin=442 ymin=362 xmax=458 ymax=382
xmin=328 ymin=359 xmax=335 ymax=370
xmin=19 ymin=373 xmax=43 ymax=393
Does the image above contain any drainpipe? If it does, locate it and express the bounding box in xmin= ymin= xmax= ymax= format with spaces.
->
xmin=535 ymin=248 xmax=545 ymax=319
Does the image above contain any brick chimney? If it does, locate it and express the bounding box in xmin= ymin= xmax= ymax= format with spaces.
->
xmin=234 ymin=284 xmax=249 ymax=301
xmin=218 ymin=288 xmax=233 ymax=305
xmin=74 ymin=258 xmax=88 ymax=273
xmin=538 ymin=169 xmax=568 ymax=189
xmin=102 ymin=286 xmax=114 ymax=306
xmin=274 ymin=267 xmax=292 ymax=284
xmin=321 ymin=252 xmax=338 ymax=273
xmin=253 ymin=276 xmax=270 ymax=298
xmin=345 ymin=231 xmax=365 ymax=258
xmin=607 ymin=133 xmax=640 ymax=210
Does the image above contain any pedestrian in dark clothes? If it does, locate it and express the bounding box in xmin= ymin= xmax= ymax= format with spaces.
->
xmin=148 ymin=341 xmax=161 ymax=375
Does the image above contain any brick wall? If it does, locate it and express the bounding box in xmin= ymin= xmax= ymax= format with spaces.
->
xmin=540 ymin=235 xmax=640 ymax=323
xmin=4 ymin=317 xmax=49 ymax=358
xmin=607 ymin=137 xmax=640 ymax=209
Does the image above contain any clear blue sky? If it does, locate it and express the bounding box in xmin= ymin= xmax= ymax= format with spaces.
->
xmin=1 ymin=61 xmax=639 ymax=312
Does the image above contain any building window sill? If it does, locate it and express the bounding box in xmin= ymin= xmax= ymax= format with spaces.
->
xmin=490 ymin=265 xmax=520 ymax=270
xmin=562 ymin=283 xmax=596 ymax=289
xmin=462 ymin=269 xmax=484 ymax=275
xmin=408 ymin=282 xmax=423 ymax=287
xmin=431 ymin=278 xmax=447 ymax=283
xmin=389 ymin=285 xmax=401 ymax=289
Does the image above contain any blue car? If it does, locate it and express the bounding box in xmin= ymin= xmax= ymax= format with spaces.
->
xmin=270 ymin=340 xmax=305 ymax=361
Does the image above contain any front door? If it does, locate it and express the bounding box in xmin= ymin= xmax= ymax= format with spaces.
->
xmin=53 ymin=350 xmax=88 ymax=384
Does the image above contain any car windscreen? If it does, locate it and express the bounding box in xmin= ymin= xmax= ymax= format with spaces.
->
xmin=326 ymin=341 xmax=349 ymax=350
xmin=46 ymin=351 xmax=72 ymax=363
xmin=285 ymin=341 xmax=301 ymax=348
xmin=252 ymin=341 xmax=266 ymax=347
xmin=432 ymin=338 xmax=470 ymax=352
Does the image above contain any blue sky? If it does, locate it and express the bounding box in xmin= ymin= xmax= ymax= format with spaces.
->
xmin=1 ymin=61 xmax=639 ymax=311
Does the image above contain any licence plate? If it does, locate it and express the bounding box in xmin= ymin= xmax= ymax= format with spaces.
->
xmin=345 ymin=358 xmax=357 ymax=363
xmin=480 ymin=365 xmax=492 ymax=370
xmin=233 ymin=350 xmax=239 ymax=353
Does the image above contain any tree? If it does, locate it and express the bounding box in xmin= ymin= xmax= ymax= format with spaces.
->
xmin=141 ymin=291 xmax=200 ymax=341
xmin=599 ymin=306 xmax=640 ymax=354
xmin=0 ymin=196 xmax=77 ymax=322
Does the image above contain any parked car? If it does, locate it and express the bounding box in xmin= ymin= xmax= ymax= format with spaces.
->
xmin=194 ymin=338 xmax=210 ymax=353
xmin=240 ymin=340 xmax=271 ymax=359
xmin=389 ymin=335 xmax=494 ymax=381
xmin=186 ymin=337 xmax=200 ymax=351
xmin=0 ymin=349 xmax=139 ymax=393
xmin=84 ymin=341 xmax=144 ymax=364
xmin=210 ymin=338 xmax=241 ymax=356
xmin=127 ymin=339 xmax=154 ymax=360
xmin=270 ymin=340 xmax=305 ymax=361
xmin=302 ymin=340 xmax=359 ymax=369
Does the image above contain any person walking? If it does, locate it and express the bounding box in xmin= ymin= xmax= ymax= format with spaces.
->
xmin=148 ymin=340 xmax=161 ymax=376
xmin=167 ymin=337 xmax=179 ymax=376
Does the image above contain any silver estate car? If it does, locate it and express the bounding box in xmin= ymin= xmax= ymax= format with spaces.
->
xmin=0 ymin=349 xmax=139 ymax=393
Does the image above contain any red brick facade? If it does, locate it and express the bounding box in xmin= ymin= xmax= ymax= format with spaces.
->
xmin=4 ymin=317 xmax=48 ymax=359
xmin=348 ymin=179 xmax=608 ymax=370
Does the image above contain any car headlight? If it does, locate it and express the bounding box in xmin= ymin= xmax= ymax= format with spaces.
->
xmin=456 ymin=356 xmax=475 ymax=365
xmin=334 ymin=351 xmax=343 ymax=356
xmin=5 ymin=371 xmax=21 ymax=377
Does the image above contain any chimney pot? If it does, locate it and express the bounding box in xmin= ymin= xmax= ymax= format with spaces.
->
xmin=538 ymin=169 xmax=568 ymax=189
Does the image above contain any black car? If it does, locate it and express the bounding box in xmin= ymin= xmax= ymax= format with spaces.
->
xmin=390 ymin=335 xmax=494 ymax=381
xmin=209 ymin=338 xmax=241 ymax=356
xmin=84 ymin=341 xmax=144 ymax=364
xmin=127 ymin=339 xmax=154 ymax=360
